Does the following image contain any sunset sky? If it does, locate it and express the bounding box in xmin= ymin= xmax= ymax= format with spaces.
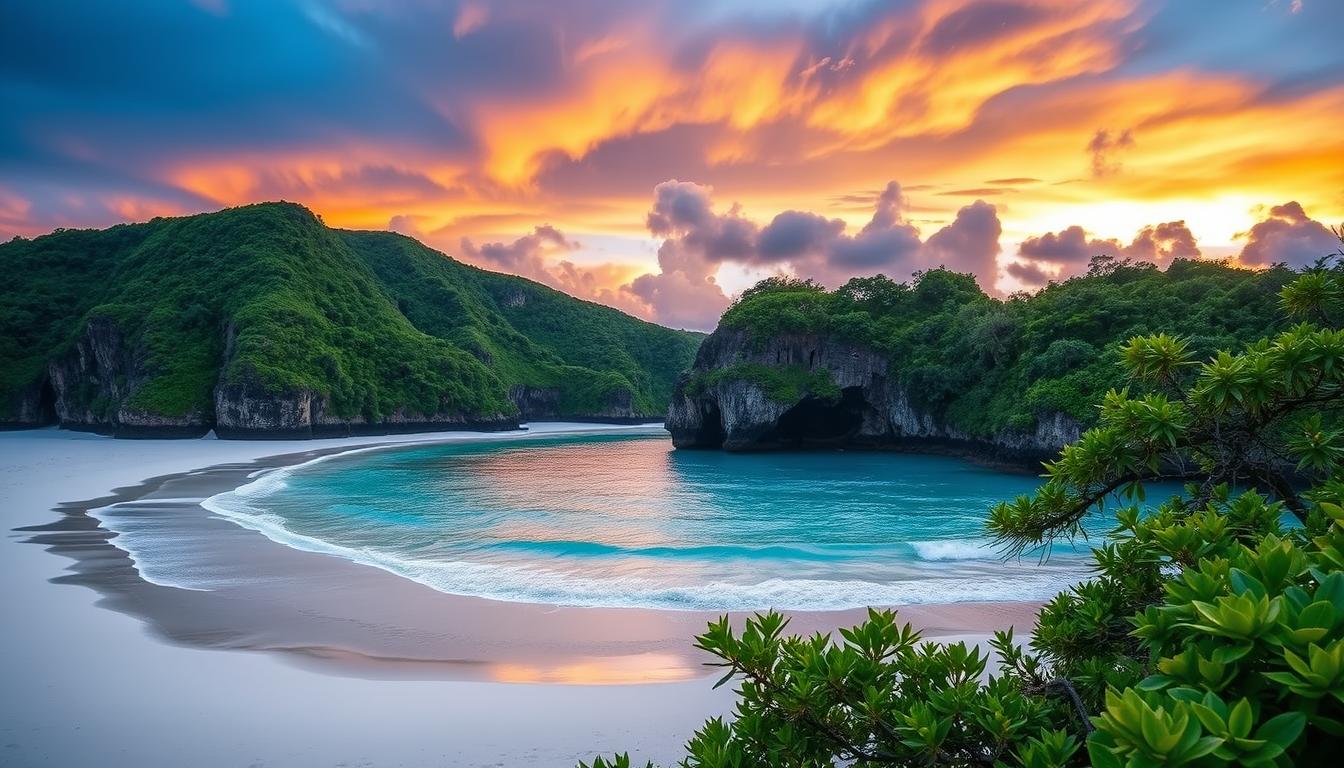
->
xmin=3 ymin=0 xmax=1342 ymax=329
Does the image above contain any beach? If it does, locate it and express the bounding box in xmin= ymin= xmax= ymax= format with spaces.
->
xmin=0 ymin=425 xmax=1041 ymax=767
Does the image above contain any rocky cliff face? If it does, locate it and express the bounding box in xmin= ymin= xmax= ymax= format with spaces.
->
xmin=212 ymin=380 xmax=516 ymax=438
xmin=16 ymin=316 xmax=521 ymax=438
xmin=11 ymin=314 xmax=661 ymax=438
xmin=666 ymin=328 xmax=1082 ymax=463
xmin=47 ymin=317 xmax=208 ymax=437
xmin=509 ymin=385 xmax=562 ymax=421
xmin=0 ymin=378 xmax=56 ymax=429
xmin=508 ymin=384 xmax=660 ymax=423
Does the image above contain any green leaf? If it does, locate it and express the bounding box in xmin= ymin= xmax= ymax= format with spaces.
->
xmin=1254 ymin=712 xmax=1307 ymax=748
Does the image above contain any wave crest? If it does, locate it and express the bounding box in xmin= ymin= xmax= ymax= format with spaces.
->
xmin=202 ymin=491 xmax=1086 ymax=611
xmin=909 ymin=539 xmax=996 ymax=561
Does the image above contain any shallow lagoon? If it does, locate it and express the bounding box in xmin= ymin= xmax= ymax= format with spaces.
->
xmin=199 ymin=433 xmax=1142 ymax=610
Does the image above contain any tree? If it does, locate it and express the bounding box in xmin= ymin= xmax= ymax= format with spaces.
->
xmin=988 ymin=243 xmax=1344 ymax=554
xmin=581 ymin=239 xmax=1344 ymax=768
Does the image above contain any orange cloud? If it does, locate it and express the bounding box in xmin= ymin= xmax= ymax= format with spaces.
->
xmin=14 ymin=0 xmax=1340 ymax=321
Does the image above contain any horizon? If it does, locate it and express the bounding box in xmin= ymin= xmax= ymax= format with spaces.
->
xmin=4 ymin=0 xmax=1343 ymax=330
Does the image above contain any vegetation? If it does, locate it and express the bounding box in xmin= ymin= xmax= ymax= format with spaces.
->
xmin=687 ymin=363 xmax=842 ymax=405
xmin=0 ymin=203 xmax=701 ymax=424
xmin=583 ymin=243 xmax=1344 ymax=766
xmin=715 ymin=260 xmax=1294 ymax=436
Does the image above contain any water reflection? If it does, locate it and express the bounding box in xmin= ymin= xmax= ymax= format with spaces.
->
xmin=207 ymin=434 xmax=1112 ymax=610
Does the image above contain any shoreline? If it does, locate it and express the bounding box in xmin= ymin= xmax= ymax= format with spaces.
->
xmin=0 ymin=424 xmax=1046 ymax=766
xmin=0 ymin=415 xmax=672 ymax=439
xmin=20 ymin=426 xmax=1043 ymax=684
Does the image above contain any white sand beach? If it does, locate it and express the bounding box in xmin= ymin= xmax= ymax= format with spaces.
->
xmin=0 ymin=425 xmax=1041 ymax=767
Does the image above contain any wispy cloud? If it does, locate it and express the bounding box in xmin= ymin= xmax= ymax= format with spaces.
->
xmin=1 ymin=0 xmax=1341 ymax=315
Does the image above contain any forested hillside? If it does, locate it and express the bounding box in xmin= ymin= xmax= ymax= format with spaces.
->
xmin=669 ymin=258 xmax=1295 ymax=454
xmin=0 ymin=202 xmax=701 ymax=437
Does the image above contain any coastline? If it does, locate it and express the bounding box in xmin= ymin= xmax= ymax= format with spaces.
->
xmin=1 ymin=425 xmax=1044 ymax=766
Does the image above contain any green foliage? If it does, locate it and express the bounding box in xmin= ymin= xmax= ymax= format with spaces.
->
xmin=716 ymin=261 xmax=1292 ymax=438
xmin=688 ymin=363 xmax=841 ymax=404
xmin=341 ymin=229 xmax=700 ymax=415
xmin=1079 ymin=492 xmax=1343 ymax=767
xmin=0 ymin=203 xmax=701 ymax=422
xmin=688 ymin=612 xmax=1072 ymax=767
xmin=0 ymin=222 xmax=154 ymax=413
xmin=583 ymin=245 xmax=1344 ymax=767
xmin=988 ymin=288 xmax=1344 ymax=555
xmin=720 ymin=278 xmax=834 ymax=337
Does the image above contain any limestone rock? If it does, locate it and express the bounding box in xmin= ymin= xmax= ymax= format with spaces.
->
xmin=667 ymin=327 xmax=1082 ymax=463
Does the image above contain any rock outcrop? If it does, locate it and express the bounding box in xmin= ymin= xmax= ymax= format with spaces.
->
xmin=13 ymin=314 xmax=664 ymax=438
xmin=212 ymin=380 xmax=517 ymax=439
xmin=17 ymin=316 xmax=523 ymax=439
xmin=47 ymin=317 xmax=209 ymax=437
xmin=509 ymin=385 xmax=562 ymax=421
xmin=666 ymin=328 xmax=1082 ymax=464
xmin=508 ymin=384 xmax=661 ymax=424
xmin=0 ymin=377 xmax=56 ymax=429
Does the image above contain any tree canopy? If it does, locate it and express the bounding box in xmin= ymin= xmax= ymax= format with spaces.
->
xmin=716 ymin=259 xmax=1293 ymax=436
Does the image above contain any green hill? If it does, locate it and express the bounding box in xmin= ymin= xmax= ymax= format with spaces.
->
xmin=0 ymin=202 xmax=702 ymax=437
xmin=668 ymin=260 xmax=1296 ymax=454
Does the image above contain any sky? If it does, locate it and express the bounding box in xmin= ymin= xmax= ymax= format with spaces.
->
xmin=2 ymin=0 xmax=1342 ymax=330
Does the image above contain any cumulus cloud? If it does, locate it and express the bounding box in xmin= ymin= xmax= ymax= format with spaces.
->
xmin=921 ymin=200 xmax=1002 ymax=280
xmin=1237 ymin=201 xmax=1340 ymax=268
xmin=39 ymin=167 xmax=1343 ymax=345
xmin=1018 ymin=225 xmax=1106 ymax=263
xmin=627 ymin=181 xmax=744 ymax=329
xmin=1005 ymin=261 xmax=1051 ymax=286
xmin=1012 ymin=219 xmax=1202 ymax=287
xmin=453 ymin=225 xmax=649 ymax=318
xmin=619 ymin=179 xmax=1004 ymax=329
xmin=459 ymin=225 xmax=577 ymax=279
xmin=1128 ymin=221 xmax=1201 ymax=265
xmin=625 ymin=241 xmax=732 ymax=331
xmin=638 ymin=179 xmax=999 ymax=288
xmin=787 ymin=182 xmax=927 ymax=284
xmin=645 ymin=181 xmax=757 ymax=262
xmin=757 ymin=211 xmax=846 ymax=262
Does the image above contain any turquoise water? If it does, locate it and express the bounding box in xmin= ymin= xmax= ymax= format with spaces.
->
xmin=203 ymin=433 xmax=1123 ymax=610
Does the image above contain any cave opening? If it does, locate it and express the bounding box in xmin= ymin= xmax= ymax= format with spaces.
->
xmin=696 ymin=400 xmax=726 ymax=448
xmin=37 ymin=377 xmax=58 ymax=425
xmin=774 ymin=386 xmax=867 ymax=446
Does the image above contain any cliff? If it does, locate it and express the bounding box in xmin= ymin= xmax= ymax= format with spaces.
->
xmin=665 ymin=328 xmax=1081 ymax=463
xmin=0 ymin=203 xmax=698 ymax=437
xmin=665 ymin=265 xmax=1293 ymax=462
